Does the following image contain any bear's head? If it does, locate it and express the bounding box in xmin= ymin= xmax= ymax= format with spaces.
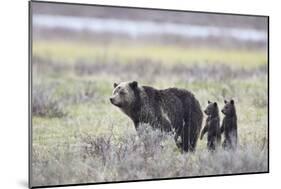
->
xmin=204 ymin=100 xmax=219 ymax=116
xmin=221 ymin=99 xmax=236 ymax=116
xmin=109 ymin=81 xmax=138 ymax=109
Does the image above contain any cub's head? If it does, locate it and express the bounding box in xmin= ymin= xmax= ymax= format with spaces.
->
xmin=109 ymin=81 xmax=138 ymax=109
xmin=221 ymin=99 xmax=236 ymax=116
xmin=204 ymin=101 xmax=219 ymax=116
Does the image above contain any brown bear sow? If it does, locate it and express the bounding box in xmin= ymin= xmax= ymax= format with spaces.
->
xmin=221 ymin=99 xmax=238 ymax=150
xmin=110 ymin=81 xmax=203 ymax=153
xmin=200 ymin=101 xmax=221 ymax=151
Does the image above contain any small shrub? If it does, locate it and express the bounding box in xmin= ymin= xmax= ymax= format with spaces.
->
xmin=32 ymin=84 xmax=66 ymax=118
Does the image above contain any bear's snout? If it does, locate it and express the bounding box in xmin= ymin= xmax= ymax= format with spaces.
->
xmin=110 ymin=96 xmax=122 ymax=107
xmin=109 ymin=97 xmax=114 ymax=103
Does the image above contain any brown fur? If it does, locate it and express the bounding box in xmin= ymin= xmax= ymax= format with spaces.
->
xmin=110 ymin=81 xmax=203 ymax=153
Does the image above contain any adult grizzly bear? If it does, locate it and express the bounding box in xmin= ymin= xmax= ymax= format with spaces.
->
xmin=110 ymin=81 xmax=203 ymax=153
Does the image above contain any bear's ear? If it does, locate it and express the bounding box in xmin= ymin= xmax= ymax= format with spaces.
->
xmin=208 ymin=100 xmax=211 ymax=104
xmin=113 ymin=82 xmax=119 ymax=88
xmin=129 ymin=81 xmax=138 ymax=89
xmin=224 ymin=100 xmax=228 ymax=104
xmin=230 ymin=99 xmax=234 ymax=104
xmin=214 ymin=102 xmax=217 ymax=107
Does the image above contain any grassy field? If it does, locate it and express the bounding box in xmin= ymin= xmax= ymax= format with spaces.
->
xmin=33 ymin=40 xmax=267 ymax=68
xmin=31 ymin=39 xmax=268 ymax=187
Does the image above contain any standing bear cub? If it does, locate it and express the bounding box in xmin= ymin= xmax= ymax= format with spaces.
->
xmin=110 ymin=81 xmax=203 ymax=153
xmin=221 ymin=99 xmax=238 ymax=150
xmin=200 ymin=101 xmax=221 ymax=151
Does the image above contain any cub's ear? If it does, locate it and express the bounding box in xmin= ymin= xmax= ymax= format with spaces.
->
xmin=113 ymin=83 xmax=119 ymax=88
xmin=129 ymin=81 xmax=138 ymax=89
xmin=214 ymin=102 xmax=217 ymax=106
xmin=224 ymin=100 xmax=228 ymax=104
xmin=230 ymin=99 xmax=235 ymax=104
xmin=208 ymin=100 xmax=211 ymax=104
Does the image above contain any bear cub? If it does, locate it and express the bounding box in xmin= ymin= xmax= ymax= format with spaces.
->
xmin=200 ymin=101 xmax=221 ymax=151
xmin=221 ymin=99 xmax=238 ymax=150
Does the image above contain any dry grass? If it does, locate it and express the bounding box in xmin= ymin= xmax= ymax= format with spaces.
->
xmin=32 ymin=125 xmax=267 ymax=187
